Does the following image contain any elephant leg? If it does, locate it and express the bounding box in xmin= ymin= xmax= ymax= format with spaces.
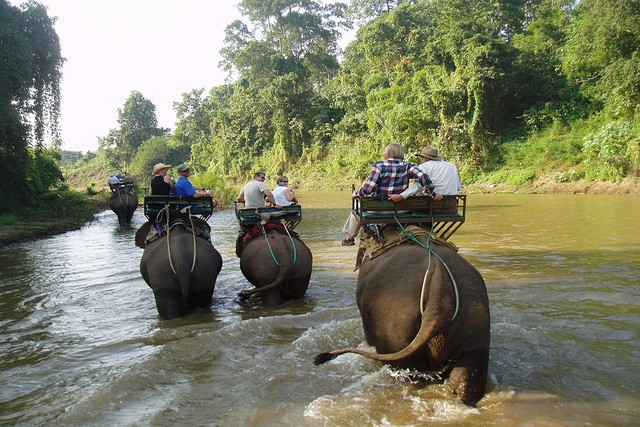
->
xmin=447 ymin=348 xmax=489 ymax=406
xmin=153 ymin=288 xmax=183 ymax=320
xmin=188 ymin=288 xmax=214 ymax=310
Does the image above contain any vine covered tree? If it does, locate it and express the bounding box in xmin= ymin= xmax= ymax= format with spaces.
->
xmin=0 ymin=0 xmax=64 ymax=206
xmin=212 ymin=0 xmax=348 ymax=175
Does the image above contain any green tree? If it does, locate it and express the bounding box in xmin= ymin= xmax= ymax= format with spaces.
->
xmin=212 ymin=0 xmax=347 ymax=176
xmin=99 ymin=91 xmax=165 ymax=170
xmin=0 ymin=0 xmax=63 ymax=206
xmin=562 ymin=0 xmax=640 ymax=118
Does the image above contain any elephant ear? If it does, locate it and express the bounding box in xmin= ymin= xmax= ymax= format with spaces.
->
xmin=135 ymin=221 xmax=153 ymax=248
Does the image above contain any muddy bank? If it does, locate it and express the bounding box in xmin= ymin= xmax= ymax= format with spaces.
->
xmin=468 ymin=177 xmax=640 ymax=196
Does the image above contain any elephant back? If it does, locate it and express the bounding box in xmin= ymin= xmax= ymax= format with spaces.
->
xmin=236 ymin=221 xmax=298 ymax=257
xmin=138 ymin=214 xmax=211 ymax=248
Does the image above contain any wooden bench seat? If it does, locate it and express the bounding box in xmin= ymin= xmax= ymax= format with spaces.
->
xmin=144 ymin=195 xmax=215 ymax=221
xmin=234 ymin=203 xmax=302 ymax=230
xmin=353 ymin=194 xmax=466 ymax=240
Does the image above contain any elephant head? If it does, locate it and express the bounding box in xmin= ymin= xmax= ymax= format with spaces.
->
xmin=109 ymin=189 xmax=138 ymax=226
xmin=237 ymin=223 xmax=312 ymax=305
xmin=137 ymin=215 xmax=223 ymax=319
xmin=314 ymin=226 xmax=490 ymax=406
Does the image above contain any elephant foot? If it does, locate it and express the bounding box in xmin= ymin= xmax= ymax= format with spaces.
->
xmin=447 ymin=349 xmax=489 ymax=407
xmin=238 ymin=290 xmax=252 ymax=300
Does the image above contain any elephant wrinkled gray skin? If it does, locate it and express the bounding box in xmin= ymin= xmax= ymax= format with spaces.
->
xmin=109 ymin=190 xmax=138 ymax=226
xmin=315 ymin=231 xmax=490 ymax=406
xmin=136 ymin=218 xmax=223 ymax=320
xmin=237 ymin=227 xmax=312 ymax=305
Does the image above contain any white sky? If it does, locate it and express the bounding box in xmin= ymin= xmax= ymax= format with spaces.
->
xmin=12 ymin=0 xmax=353 ymax=153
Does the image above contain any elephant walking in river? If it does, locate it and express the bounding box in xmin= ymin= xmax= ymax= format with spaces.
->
xmin=109 ymin=190 xmax=138 ymax=226
xmin=315 ymin=227 xmax=490 ymax=406
xmin=237 ymin=224 xmax=312 ymax=305
xmin=136 ymin=217 xmax=223 ymax=319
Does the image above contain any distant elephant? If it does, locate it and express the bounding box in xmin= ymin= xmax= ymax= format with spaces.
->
xmin=237 ymin=224 xmax=312 ymax=305
xmin=315 ymin=227 xmax=490 ymax=406
xmin=109 ymin=189 xmax=138 ymax=226
xmin=136 ymin=216 xmax=223 ymax=319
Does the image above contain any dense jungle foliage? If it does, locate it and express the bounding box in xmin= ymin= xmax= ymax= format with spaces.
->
xmin=3 ymin=0 xmax=640 ymax=218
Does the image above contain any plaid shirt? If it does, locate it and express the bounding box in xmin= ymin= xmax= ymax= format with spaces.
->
xmin=357 ymin=158 xmax=435 ymax=197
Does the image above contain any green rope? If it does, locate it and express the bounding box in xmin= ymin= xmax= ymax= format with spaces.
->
xmin=392 ymin=216 xmax=459 ymax=321
xmin=259 ymin=222 xmax=298 ymax=267
xmin=281 ymin=220 xmax=298 ymax=265
xmin=260 ymin=224 xmax=280 ymax=266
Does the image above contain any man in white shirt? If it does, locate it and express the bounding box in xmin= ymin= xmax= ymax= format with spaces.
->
xmin=237 ymin=171 xmax=278 ymax=208
xmin=388 ymin=146 xmax=462 ymax=202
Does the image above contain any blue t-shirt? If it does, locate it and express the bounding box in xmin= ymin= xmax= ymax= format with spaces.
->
xmin=175 ymin=177 xmax=196 ymax=196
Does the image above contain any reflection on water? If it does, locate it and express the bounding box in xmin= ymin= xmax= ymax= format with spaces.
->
xmin=0 ymin=193 xmax=639 ymax=426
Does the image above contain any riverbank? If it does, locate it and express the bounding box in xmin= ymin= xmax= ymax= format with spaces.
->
xmin=467 ymin=176 xmax=640 ymax=195
xmin=0 ymin=196 xmax=108 ymax=246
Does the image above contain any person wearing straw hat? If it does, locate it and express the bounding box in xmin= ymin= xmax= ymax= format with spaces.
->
xmin=388 ymin=146 xmax=462 ymax=202
xmin=150 ymin=162 xmax=175 ymax=195
xmin=340 ymin=142 xmax=442 ymax=246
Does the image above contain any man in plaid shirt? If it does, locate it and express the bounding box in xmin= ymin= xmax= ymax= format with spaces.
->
xmin=341 ymin=143 xmax=442 ymax=245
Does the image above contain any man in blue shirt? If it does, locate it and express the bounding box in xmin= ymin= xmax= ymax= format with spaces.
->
xmin=175 ymin=164 xmax=211 ymax=198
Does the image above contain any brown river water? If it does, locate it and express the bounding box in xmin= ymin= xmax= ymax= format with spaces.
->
xmin=0 ymin=192 xmax=638 ymax=426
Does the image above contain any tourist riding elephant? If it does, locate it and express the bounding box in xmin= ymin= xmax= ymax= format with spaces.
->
xmin=109 ymin=189 xmax=138 ymax=226
xmin=136 ymin=217 xmax=223 ymax=320
xmin=315 ymin=227 xmax=490 ymax=406
xmin=237 ymin=225 xmax=312 ymax=305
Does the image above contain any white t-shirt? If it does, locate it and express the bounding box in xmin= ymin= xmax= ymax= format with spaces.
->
xmin=272 ymin=185 xmax=294 ymax=206
xmin=401 ymin=160 xmax=462 ymax=197
xmin=241 ymin=179 xmax=269 ymax=208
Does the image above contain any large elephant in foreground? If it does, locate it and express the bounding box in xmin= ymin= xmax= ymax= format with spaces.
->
xmin=315 ymin=227 xmax=490 ymax=406
xmin=237 ymin=225 xmax=312 ymax=305
xmin=136 ymin=217 xmax=223 ymax=319
xmin=109 ymin=190 xmax=138 ymax=226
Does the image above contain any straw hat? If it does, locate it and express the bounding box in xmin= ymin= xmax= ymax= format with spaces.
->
xmin=415 ymin=146 xmax=443 ymax=161
xmin=152 ymin=163 xmax=171 ymax=175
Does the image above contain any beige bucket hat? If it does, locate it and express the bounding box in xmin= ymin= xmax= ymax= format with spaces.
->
xmin=415 ymin=146 xmax=443 ymax=160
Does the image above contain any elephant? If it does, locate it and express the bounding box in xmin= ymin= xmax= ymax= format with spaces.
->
xmin=314 ymin=226 xmax=490 ymax=406
xmin=236 ymin=224 xmax=312 ymax=305
xmin=109 ymin=189 xmax=138 ymax=226
xmin=135 ymin=215 xmax=223 ymax=319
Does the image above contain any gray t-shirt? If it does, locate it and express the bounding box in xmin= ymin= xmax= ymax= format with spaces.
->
xmin=242 ymin=179 xmax=269 ymax=208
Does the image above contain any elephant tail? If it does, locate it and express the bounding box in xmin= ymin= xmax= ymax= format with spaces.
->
xmin=314 ymin=315 xmax=445 ymax=367
xmin=238 ymin=248 xmax=294 ymax=299
xmin=177 ymin=270 xmax=191 ymax=311
xmin=238 ymin=270 xmax=289 ymax=299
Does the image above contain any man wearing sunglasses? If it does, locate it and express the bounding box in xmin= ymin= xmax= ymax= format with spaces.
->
xmin=272 ymin=175 xmax=297 ymax=207
xmin=237 ymin=171 xmax=278 ymax=209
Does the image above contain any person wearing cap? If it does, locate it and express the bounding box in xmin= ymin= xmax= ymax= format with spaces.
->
xmin=174 ymin=164 xmax=211 ymax=198
xmin=150 ymin=163 xmax=175 ymax=195
xmin=388 ymin=146 xmax=462 ymax=202
xmin=236 ymin=171 xmax=278 ymax=208
xmin=340 ymin=142 xmax=442 ymax=246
